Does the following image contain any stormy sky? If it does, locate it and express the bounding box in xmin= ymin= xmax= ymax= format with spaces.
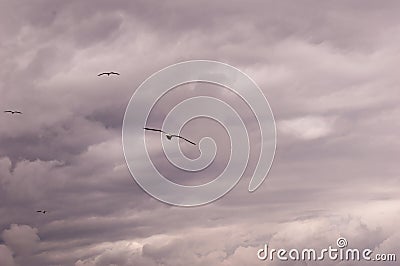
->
xmin=0 ymin=1 xmax=399 ymax=265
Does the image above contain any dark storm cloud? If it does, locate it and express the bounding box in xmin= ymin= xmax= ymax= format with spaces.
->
xmin=0 ymin=0 xmax=399 ymax=265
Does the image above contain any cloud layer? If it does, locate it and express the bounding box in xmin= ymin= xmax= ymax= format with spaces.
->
xmin=0 ymin=0 xmax=399 ymax=265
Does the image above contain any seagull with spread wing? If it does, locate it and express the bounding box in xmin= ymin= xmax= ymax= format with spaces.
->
xmin=144 ymin=127 xmax=196 ymax=145
xmin=4 ymin=110 xmax=22 ymax=114
xmin=36 ymin=210 xmax=47 ymax=214
xmin=97 ymin=71 xmax=120 ymax=76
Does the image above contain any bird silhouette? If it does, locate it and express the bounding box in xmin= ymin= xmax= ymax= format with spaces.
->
xmin=97 ymin=72 xmax=120 ymax=76
xmin=4 ymin=110 xmax=22 ymax=114
xmin=144 ymin=127 xmax=196 ymax=145
xmin=36 ymin=210 xmax=47 ymax=214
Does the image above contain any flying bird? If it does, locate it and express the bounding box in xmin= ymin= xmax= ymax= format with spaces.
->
xmin=144 ymin=127 xmax=196 ymax=145
xmin=36 ymin=210 xmax=47 ymax=214
xmin=4 ymin=110 xmax=22 ymax=114
xmin=97 ymin=71 xmax=120 ymax=76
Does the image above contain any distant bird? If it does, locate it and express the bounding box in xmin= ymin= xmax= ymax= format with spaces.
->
xmin=144 ymin=127 xmax=196 ymax=145
xmin=4 ymin=110 xmax=22 ymax=114
xmin=36 ymin=210 xmax=47 ymax=214
xmin=97 ymin=71 xmax=120 ymax=76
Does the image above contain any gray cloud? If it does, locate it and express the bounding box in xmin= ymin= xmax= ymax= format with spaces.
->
xmin=0 ymin=244 xmax=16 ymax=266
xmin=0 ymin=0 xmax=399 ymax=265
xmin=2 ymin=224 xmax=40 ymax=256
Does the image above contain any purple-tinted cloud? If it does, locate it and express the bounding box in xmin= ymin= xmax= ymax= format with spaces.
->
xmin=0 ymin=0 xmax=399 ymax=265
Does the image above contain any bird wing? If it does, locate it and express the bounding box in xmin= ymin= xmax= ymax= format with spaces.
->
xmin=111 ymin=72 xmax=120 ymax=75
xmin=4 ymin=111 xmax=13 ymax=113
xmin=97 ymin=73 xmax=107 ymax=76
xmin=144 ymin=127 xmax=165 ymax=133
xmin=173 ymin=135 xmax=196 ymax=145
xmin=15 ymin=111 xmax=22 ymax=114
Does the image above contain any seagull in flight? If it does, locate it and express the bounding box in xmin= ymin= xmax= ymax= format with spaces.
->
xmin=144 ymin=127 xmax=196 ymax=145
xmin=36 ymin=210 xmax=47 ymax=214
xmin=4 ymin=110 xmax=22 ymax=114
xmin=97 ymin=71 xmax=120 ymax=76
